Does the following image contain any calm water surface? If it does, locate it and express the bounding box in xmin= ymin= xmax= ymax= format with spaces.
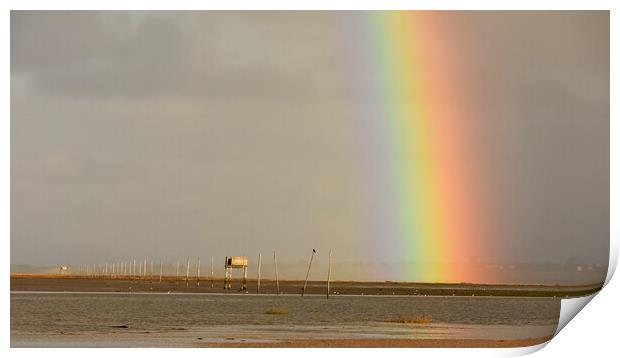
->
xmin=11 ymin=292 xmax=560 ymax=347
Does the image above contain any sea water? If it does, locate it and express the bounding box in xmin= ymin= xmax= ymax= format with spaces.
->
xmin=11 ymin=292 xmax=560 ymax=347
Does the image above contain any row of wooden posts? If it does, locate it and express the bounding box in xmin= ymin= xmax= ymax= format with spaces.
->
xmin=74 ymin=249 xmax=334 ymax=298
xmin=78 ymin=257 xmax=213 ymax=286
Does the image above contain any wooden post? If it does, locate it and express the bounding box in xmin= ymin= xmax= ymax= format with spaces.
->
xmin=274 ymin=251 xmax=280 ymax=295
xmin=242 ymin=266 xmax=247 ymax=291
xmin=196 ymin=256 xmax=201 ymax=287
xmin=302 ymin=249 xmax=316 ymax=296
xmin=224 ymin=256 xmax=230 ymax=290
xmin=159 ymin=258 xmax=163 ymax=283
xmin=211 ymin=256 xmax=214 ymax=288
xmin=256 ymin=253 xmax=262 ymax=294
xmin=143 ymin=259 xmax=147 ymax=279
xmin=133 ymin=259 xmax=136 ymax=279
xmin=186 ymin=256 xmax=190 ymax=287
xmin=150 ymin=259 xmax=154 ymax=282
xmin=327 ymin=250 xmax=332 ymax=299
xmin=176 ymin=260 xmax=180 ymax=282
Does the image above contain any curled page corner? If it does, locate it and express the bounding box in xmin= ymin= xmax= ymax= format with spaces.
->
xmin=555 ymin=293 xmax=597 ymax=336
xmin=605 ymin=240 xmax=618 ymax=285
xmin=499 ymin=293 xmax=601 ymax=357
xmin=503 ymin=341 xmax=550 ymax=357
xmin=553 ymin=245 xmax=618 ymax=338
xmin=553 ymin=246 xmax=614 ymax=337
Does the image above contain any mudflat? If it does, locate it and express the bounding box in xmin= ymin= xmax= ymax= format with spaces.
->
xmin=11 ymin=274 xmax=603 ymax=297
xmin=11 ymin=284 xmax=562 ymax=348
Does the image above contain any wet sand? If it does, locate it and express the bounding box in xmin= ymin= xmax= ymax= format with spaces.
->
xmin=11 ymin=274 xmax=603 ymax=297
xmin=202 ymin=336 xmax=553 ymax=348
xmin=11 ymin=332 xmax=553 ymax=348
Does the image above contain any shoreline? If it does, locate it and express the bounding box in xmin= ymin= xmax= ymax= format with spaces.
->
xmin=201 ymin=336 xmax=554 ymax=348
xmin=11 ymin=275 xmax=603 ymax=298
xmin=10 ymin=336 xmax=554 ymax=348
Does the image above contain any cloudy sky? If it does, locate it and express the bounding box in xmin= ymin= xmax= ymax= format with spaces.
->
xmin=11 ymin=12 xmax=609 ymax=280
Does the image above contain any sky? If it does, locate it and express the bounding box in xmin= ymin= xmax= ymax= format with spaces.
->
xmin=10 ymin=11 xmax=609 ymax=282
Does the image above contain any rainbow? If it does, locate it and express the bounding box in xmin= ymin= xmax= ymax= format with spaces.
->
xmin=345 ymin=12 xmax=489 ymax=283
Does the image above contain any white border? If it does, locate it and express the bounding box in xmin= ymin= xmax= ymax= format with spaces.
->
xmin=4 ymin=1 xmax=617 ymax=358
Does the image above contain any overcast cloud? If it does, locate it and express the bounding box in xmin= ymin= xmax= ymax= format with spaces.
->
xmin=11 ymin=12 xmax=609 ymax=281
